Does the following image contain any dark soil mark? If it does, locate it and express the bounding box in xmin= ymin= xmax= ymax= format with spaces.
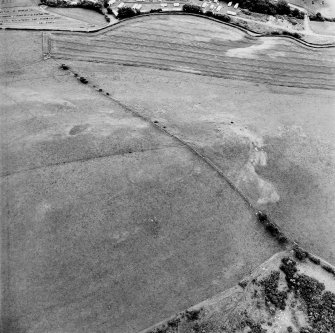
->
xmin=69 ymin=124 xmax=89 ymax=136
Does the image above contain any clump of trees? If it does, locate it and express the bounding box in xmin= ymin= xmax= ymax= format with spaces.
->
xmin=116 ymin=6 xmax=140 ymax=19
xmin=235 ymin=0 xmax=304 ymax=19
xmin=40 ymin=0 xmax=103 ymax=13
xmin=309 ymin=12 xmax=335 ymax=22
xmin=182 ymin=4 xmax=231 ymax=22
xmin=182 ymin=4 xmax=202 ymax=14
xmin=269 ymin=30 xmax=302 ymax=39
xmin=214 ymin=13 xmax=231 ymax=22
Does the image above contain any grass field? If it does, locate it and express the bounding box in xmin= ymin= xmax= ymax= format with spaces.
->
xmin=45 ymin=7 xmax=108 ymax=26
xmin=52 ymin=15 xmax=335 ymax=265
xmin=288 ymin=0 xmax=335 ymax=16
xmin=0 ymin=29 xmax=285 ymax=333
xmin=47 ymin=16 xmax=335 ymax=90
xmin=1 ymin=14 xmax=335 ymax=333
xmin=0 ymin=0 xmax=107 ymax=30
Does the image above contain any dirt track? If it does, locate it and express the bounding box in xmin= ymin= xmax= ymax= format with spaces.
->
xmin=47 ymin=15 xmax=335 ymax=90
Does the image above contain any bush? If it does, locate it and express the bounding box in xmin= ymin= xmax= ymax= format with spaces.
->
xmin=182 ymin=4 xmax=202 ymax=14
xmin=321 ymin=264 xmax=335 ymax=275
xmin=293 ymin=246 xmax=308 ymax=261
xmin=185 ymin=309 xmax=202 ymax=321
xmin=282 ymin=30 xmax=302 ymax=39
xmin=117 ymin=6 xmax=139 ymax=19
xmin=257 ymin=210 xmax=268 ymax=223
xmin=205 ymin=10 xmax=214 ymax=17
xmin=277 ymin=233 xmax=288 ymax=244
xmin=79 ymin=77 xmax=88 ymax=84
xmin=276 ymin=0 xmax=291 ymax=15
xmin=265 ymin=222 xmax=280 ymax=237
xmin=214 ymin=13 xmax=231 ymax=23
xmin=310 ymin=12 xmax=325 ymax=21
xmin=60 ymin=63 xmax=69 ymax=70
xmin=292 ymin=8 xmax=304 ymax=19
xmin=149 ymin=8 xmax=162 ymax=13
xmin=308 ymin=255 xmax=321 ymax=265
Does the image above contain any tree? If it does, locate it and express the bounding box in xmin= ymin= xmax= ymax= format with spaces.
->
xmin=182 ymin=4 xmax=202 ymax=14
xmin=117 ymin=6 xmax=138 ymax=19
xmin=276 ymin=0 xmax=291 ymax=15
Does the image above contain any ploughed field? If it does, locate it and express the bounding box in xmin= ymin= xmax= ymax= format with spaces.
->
xmin=47 ymin=15 xmax=335 ymax=90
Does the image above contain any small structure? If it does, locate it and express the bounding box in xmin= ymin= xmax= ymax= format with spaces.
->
xmin=161 ymin=3 xmax=167 ymax=7
xmin=173 ymin=3 xmax=179 ymax=7
xmin=117 ymin=2 xmax=124 ymax=8
xmin=201 ymin=2 xmax=207 ymax=8
xmin=216 ymin=5 xmax=222 ymax=11
xmin=227 ymin=1 xmax=232 ymax=6
xmin=234 ymin=3 xmax=239 ymax=9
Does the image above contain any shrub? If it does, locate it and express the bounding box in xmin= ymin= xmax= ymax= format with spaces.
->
xmin=238 ymin=280 xmax=248 ymax=289
xmin=80 ymin=0 xmax=103 ymax=13
xmin=308 ymin=255 xmax=321 ymax=265
xmin=265 ymin=222 xmax=280 ymax=237
xmin=79 ymin=77 xmax=88 ymax=84
xmin=167 ymin=317 xmax=180 ymax=328
xmin=182 ymin=4 xmax=202 ymax=14
xmin=60 ymin=63 xmax=69 ymax=70
xmin=205 ymin=10 xmax=214 ymax=17
xmin=293 ymin=246 xmax=308 ymax=261
xmin=150 ymin=8 xmax=162 ymax=13
xmin=214 ymin=13 xmax=231 ymax=23
xmin=285 ymin=31 xmax=301 ymax=39
xmin=256 ymin=210 xmax=268 ymax=223
xmin=277 ymin=233 xmax=288 ymax=244
xmin=292 ymin=8 xmax=304 ymax=19
xmin=276 ymin=0 xmax=291 ymax=15
xmin=310 ymin=12 xmax=325 ymax=21
xmin=185 ymin=309 xmax=202 ymax=321
xmin=321 ymin=264 xmax=335 ymax=275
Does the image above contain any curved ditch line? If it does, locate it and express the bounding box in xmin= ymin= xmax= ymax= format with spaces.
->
xmin=6 ymin=12 xmax=335 ymax=48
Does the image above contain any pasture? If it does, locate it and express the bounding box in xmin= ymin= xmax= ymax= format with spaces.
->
xmin=1 ymin=13 xmax=335 ymax=333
